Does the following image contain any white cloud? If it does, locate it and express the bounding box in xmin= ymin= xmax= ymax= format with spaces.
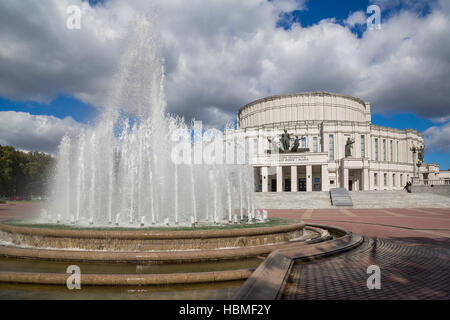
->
xmin=345 ymin=11 xmax=367 ymax=27
xmin=0 ymin=0 xmax=449 ymax=130
xmin=424 ymin=122 xmax=450 ymax=153
xmin=272 ymin=0 xmax=306 ymax=13
xmin=0 ymin=111 xmax=83 ymax=154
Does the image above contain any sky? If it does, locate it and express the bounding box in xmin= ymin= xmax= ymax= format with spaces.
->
xmin=0 ymin=0 xmax=449 ymax=169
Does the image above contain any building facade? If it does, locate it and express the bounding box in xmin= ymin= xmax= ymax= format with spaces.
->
xmin=235 ymin=92 xmax=443 ymax=192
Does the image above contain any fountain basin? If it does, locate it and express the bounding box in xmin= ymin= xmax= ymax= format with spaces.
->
xmin=0 ymin=219 xmax=316 ymax=263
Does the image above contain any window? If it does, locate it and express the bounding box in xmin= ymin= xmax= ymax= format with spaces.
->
xmin=329 ymin=135 xmax=334 ymax=160
xmin=400 ymin=174 xmax=403 ymax=185
xmin=361 ymin=135 xmax=365 ymax=158
xmin=383 ymin=139 xmax=387 ymax=161
xmin=393 ymin=174 xmax=396 ymax=186
xmin=313 ymin=137 xmax=318 ymax=153
xmin=330 ymin=180 xmax=335 ymax=185
xmin=384 ymin=173 xmax=387 ymax=186
xmin=374 ymin=173 xmax=378 ymax=186
xmin=252 ymin=138 xmax=258 ymax=156
xmin=374 ymin=138 xmax=379 ymax=161
xmin=301 ymin=137 xmax=307 ymax=149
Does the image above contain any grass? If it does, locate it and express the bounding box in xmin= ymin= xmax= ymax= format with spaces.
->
xmin=2 ymin=217 xmax=299 ymax=232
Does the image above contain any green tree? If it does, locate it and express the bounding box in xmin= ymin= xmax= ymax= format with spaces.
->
xmin=0 ymin=145 xmax=54 ymax=199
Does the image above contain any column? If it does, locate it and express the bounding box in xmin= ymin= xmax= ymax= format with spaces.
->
xmin=321 ymin=164 xmax=329 ymax=192
xmin=429 ymin=172 xmax=435 ymax=182
xmin=261 ymin=166 xmax=269 ymax=193
xmin=355 ymin=134 xmax=361 ymax=158
xmin=343 ymin=168 xmax=349 ymax=191
xmin=291 ymin=166 xmax=298 ymax=192
xmin=324 ymin=133 xmax=329 ymax=156
xmin=306 ymin=165 xmax=312 ymax=192
xmin=277 ymin=166 xmax=283 ymax=193
xmin=363 ymin=168 xmax=369 ymax=191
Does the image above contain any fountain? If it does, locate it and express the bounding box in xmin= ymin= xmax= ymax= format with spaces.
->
xmin=43 ymin=16 xmax=256 ymax=228
xmin=0 ymin=16 xmax=324 ymax=295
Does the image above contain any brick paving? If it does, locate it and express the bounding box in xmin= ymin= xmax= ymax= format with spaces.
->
xmin=269 ymin=207 xmax=450 ymax=300
xmin=268 ymin=207 xmax=450 ymax=248
xmin=0 ymin=202 xmax=42 ymax=223
xmin=282 ymin=237 xmax=450 ymax=300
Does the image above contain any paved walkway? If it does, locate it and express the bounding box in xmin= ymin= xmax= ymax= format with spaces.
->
xmin=0 ymin=202 xmax=43 ymax=223
xmin=283 ymin=237 xmax=450 ymax=300
xmin=269 ymin=208 xmax=450 ymax=248
xmin=269 ymin=208 xmax=450 ymax=299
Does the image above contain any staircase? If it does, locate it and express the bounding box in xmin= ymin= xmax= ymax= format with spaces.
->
xmin=330 ymin=188 xmax=353 ymax=207
xmin=253 ymin=190 xmax=450 ymax=209
xmin=350 ymin=190 xmax=450 ymax=208
xmin=254 ymin=192 xmax=333 ymax=209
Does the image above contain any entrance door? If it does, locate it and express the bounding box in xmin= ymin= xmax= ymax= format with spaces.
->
xmin=348 ymin=180 xmax=353 ymax=191
xmin=271 ymin=179 xmax=277 ymax=192
xmin=299 ymin=178 xmax=306 ymax=192
xmin=285 ymin=179 xmax=291 ymax=192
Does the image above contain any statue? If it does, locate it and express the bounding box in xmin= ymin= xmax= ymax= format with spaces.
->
xmin=345 ymin=137 xmax=355 ymax=158
xmin=271 ymin=130 xmax=309 ymax=153
xmin=290 ymin=136 xmax=300 ymax=153
xmin=418 ymin=146 xmax=424 ymax=162
xmin=280 ymin=129 xmax=291 ymax=153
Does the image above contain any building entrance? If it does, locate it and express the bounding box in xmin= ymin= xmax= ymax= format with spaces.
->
xmin=285 ymin=179 xmax=291 ymax=192
xmin=299 ymin=178 xmax=306 ymax=192
xmin=271 ymin=179 xmax=277 ymax=192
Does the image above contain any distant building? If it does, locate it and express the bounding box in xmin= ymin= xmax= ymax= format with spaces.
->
xmin=235 ymin=92 xmax=445 ymax=192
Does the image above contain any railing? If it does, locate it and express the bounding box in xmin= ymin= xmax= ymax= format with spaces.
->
xmin=412 ymin=178 xmax=450 ymax=185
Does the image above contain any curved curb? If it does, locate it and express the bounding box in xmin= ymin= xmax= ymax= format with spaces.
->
xmin=0 ymin=243 xmax=286 ymax=263
xmin=0 ymin=222 xmax=304 ymax=239
xmin=234 ymin=225 xmax=363 ymax=300
xmin=0 ymin=223 xmax=316 ymax=263
xmin=303 ymin=225 xmax=331 ymax=244
xmin=0 ymin=269 xmax=253 ymax=286
xmin=0 ymin=229 xmax=320 ymax=263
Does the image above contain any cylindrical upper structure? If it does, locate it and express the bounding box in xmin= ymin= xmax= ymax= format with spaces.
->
xmin=238 ymin=92 xmax=370 ymax=129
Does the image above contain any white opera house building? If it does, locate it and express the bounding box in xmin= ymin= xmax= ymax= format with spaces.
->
xmin=234 ymin=92 xmax=446 ymax=193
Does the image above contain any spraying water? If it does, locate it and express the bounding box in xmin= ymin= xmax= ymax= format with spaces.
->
xmin=45 ymin=16 xmax=255 ymax=227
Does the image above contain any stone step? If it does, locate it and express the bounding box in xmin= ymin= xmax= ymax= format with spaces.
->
xmin=253 ymin=190 xmax=450 ymax=209
xmin=330 ymin=188 xmax=353 ymax=207
xmin=254 ymin=192 xmax=333 ymax=209
xmin=349 ymin=191 xmax=450 ymax=208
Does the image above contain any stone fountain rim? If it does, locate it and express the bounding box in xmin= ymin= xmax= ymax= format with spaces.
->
xmin=0 ymin=220 xmax=305 ymax=240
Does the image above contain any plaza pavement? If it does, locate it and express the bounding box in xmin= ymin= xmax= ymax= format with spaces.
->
xmin=268 ymin=207 xmax=450 ymax=299
xmin=268 ymin=207 xmax=450 ymax=248
xmin=0 ymin=201 xmax=43 ymax=223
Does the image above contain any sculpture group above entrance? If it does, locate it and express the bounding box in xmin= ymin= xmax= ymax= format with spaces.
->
xmin=268 ymin=129 xmax=310 ymax=154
